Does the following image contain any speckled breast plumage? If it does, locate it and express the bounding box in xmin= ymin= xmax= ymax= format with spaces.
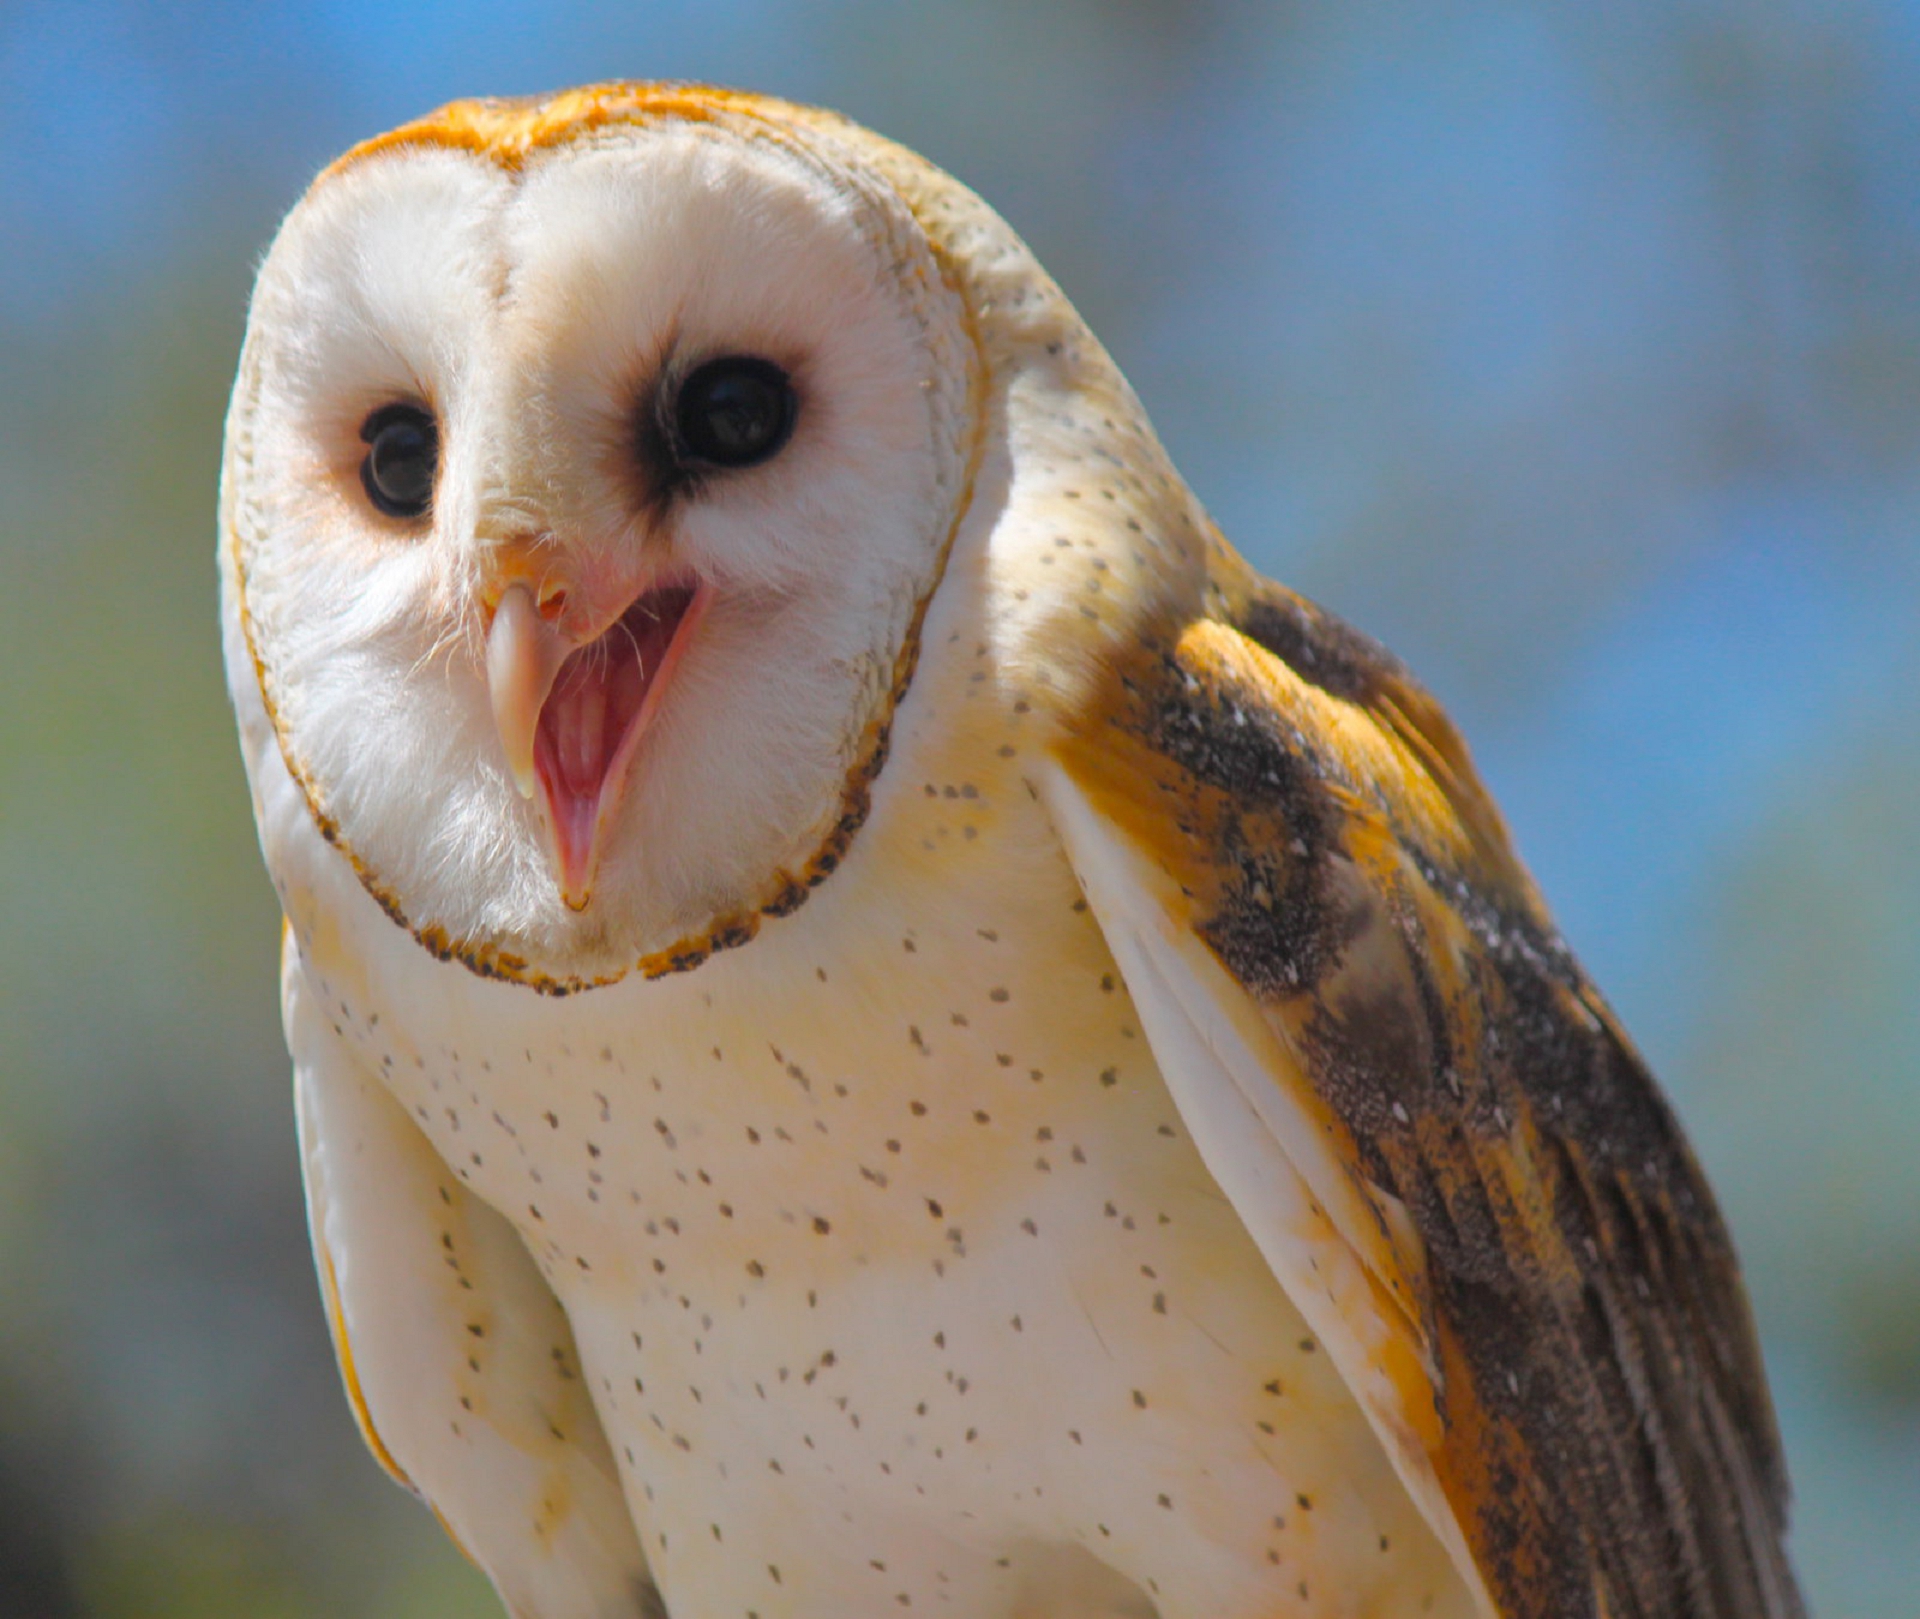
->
xmin=291 ymin=655 xmax=1470 ymax=1619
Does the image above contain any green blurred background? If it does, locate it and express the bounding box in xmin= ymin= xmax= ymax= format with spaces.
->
xmin=1 ymin=2 xmax=1915 ymax=1614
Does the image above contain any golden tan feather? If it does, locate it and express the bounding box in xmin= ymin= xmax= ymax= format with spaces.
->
xmin=1052 ymin=551 xmax=1802 ymax=1617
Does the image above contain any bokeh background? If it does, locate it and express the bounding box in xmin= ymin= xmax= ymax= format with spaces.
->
xmin=2 ymin=1 xmax=1915 ymax=1614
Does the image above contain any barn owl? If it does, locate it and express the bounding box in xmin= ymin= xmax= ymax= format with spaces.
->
xmin=221 ymin=83 xmax=1804 ymax=1619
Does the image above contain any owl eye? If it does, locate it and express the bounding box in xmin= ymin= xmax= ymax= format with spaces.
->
xmin=671 ymin=357 xmax=797 ymax=470
xmin=359 ymin=403 xmax=439 ymax=520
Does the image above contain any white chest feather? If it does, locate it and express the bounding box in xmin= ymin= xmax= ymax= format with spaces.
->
xmin=283 ymin=747 xmax=1468 ymax=1619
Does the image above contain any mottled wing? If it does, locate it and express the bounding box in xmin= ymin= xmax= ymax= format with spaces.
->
xmin=286 ymin=933 xmax=657 ymax=1619
xmin=1043 ymin=574 xmax=1803 ymax=1619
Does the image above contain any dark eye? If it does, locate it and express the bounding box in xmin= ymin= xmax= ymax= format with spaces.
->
xmin=672 ymin=357 xmax=797 ymax=470
xmin=359 ymin=403 xmax=438 ymax=519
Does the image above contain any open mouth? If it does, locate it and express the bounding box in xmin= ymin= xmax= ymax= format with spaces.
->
xmin=531 ymin=581 xmax=703 ymax=908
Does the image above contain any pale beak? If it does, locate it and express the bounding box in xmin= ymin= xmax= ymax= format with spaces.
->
xmin=484 ymin=570 xmax=707 ymax=913
xmin=485 ymin=583 xmax=566 ymax=800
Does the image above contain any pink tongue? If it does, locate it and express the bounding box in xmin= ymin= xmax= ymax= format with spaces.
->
xmin=534 ymin=585 xmax=696 ymax=880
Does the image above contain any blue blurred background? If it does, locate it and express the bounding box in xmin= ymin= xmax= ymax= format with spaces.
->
xmin=1 ymin=2 xmax=1914 ymax=1614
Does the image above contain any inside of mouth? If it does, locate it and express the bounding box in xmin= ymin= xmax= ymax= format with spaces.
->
xmin=534 ymin=583 xmax=698 ymax=850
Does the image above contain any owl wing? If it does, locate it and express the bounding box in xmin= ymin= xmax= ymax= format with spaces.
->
xmin=1040 ymin=576 xmax=1803 ymax=1619
xmin=285 ymin=932 xmax=656 ymax=1619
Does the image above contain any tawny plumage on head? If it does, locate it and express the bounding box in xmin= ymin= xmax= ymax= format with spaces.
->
xmin=222 ymin=82 xmax=1804 ymax=1619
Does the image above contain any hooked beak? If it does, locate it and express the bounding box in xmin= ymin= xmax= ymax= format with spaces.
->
xmin=486 ymin=583 xmax=566 ymax=801
xmin=484 ymin=576 xmax=707 ymax=911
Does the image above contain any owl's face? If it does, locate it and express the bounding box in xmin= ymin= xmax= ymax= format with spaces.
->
xmin=223 ymin=97 xmax=977 ymax=981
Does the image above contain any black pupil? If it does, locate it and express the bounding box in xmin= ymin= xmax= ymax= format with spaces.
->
xmin=360 ymin=405 xmax=438 ymax=518
xmin=674 ymin=357 xmax=796 ymax=469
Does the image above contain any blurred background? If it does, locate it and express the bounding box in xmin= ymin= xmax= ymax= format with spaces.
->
xmin=0 ymin=1 xmax=1914 ymax=1614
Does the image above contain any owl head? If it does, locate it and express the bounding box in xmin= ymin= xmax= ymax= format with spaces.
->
xmin=223 ymin=88 xmax=989 ymax=989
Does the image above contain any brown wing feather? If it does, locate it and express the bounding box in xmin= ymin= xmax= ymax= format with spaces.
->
xmin=1076 ymin=559 xmax=1803 ymax=1618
